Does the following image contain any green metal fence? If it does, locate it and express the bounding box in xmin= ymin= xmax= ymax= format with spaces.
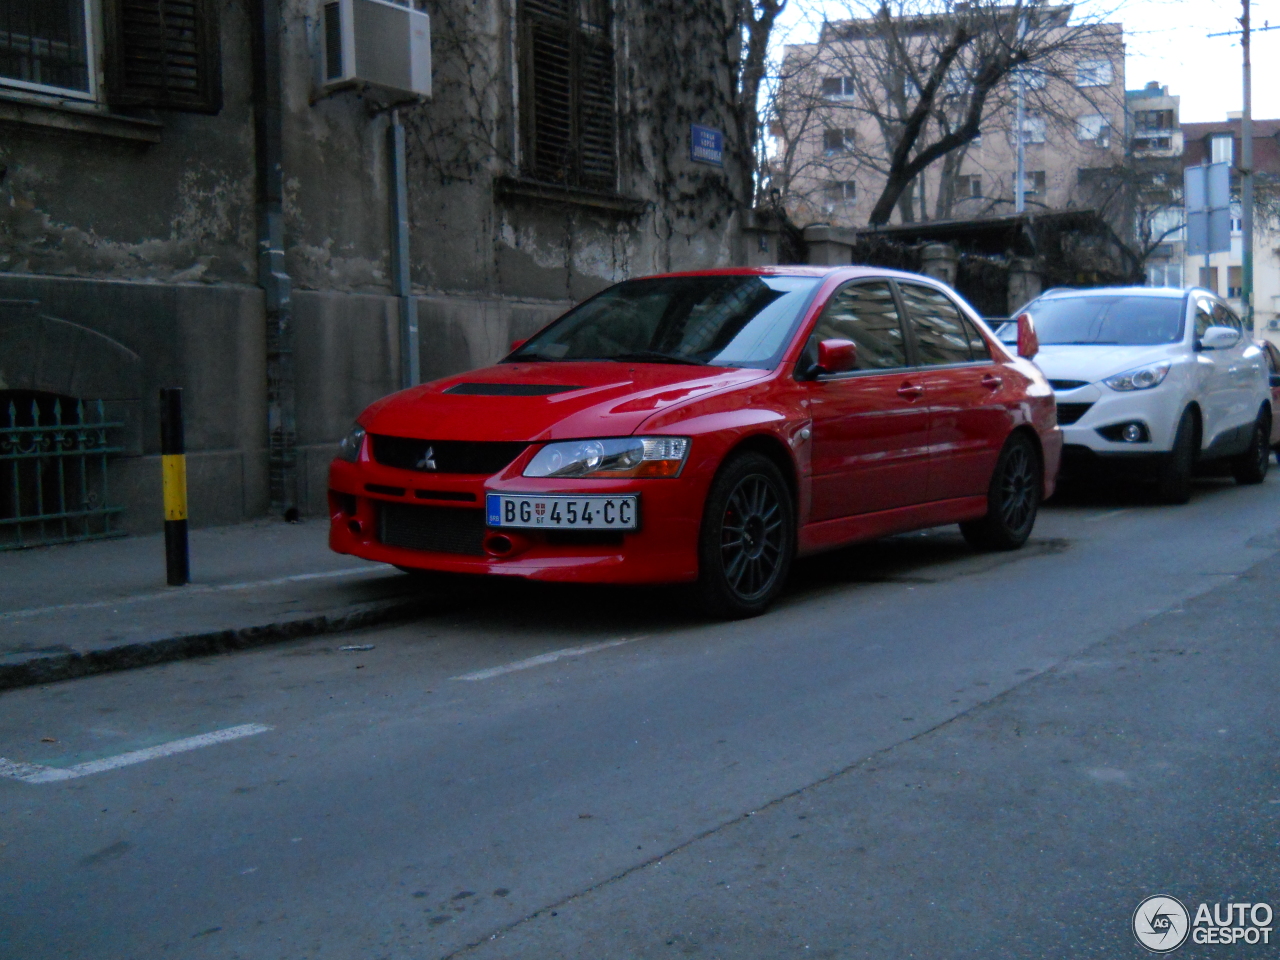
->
xmin=0 ymin=396 xmax=125 ymax=549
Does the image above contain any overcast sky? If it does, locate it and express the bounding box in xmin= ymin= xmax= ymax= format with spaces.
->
xmin=775 ymin=0 xmax=1280 ymax=123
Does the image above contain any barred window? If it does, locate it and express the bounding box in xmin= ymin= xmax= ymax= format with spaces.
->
xmin=104 ymin=0 xmax=221 ymax=113
xmin=519 ymin=0 xmax=616 ymax=192
xmin=0 ymin=0 xmax=93 ymax=98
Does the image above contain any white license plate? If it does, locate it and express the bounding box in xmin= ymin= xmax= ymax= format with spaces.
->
xmin=486 ymin=494 xmax=639 ymax=530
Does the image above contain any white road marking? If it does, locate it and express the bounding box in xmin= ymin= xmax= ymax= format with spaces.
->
xmin=453 ymin=638 xmax=642 ymax=682
xmin=0 ymin=723 xmax=272 ymax=784
xmin=0 ymin=568 xmax=386 ymax=621
xmin=1086 ymin=509 xmax=1130 ymax=523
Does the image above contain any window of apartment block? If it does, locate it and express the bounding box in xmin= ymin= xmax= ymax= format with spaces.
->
xmin=955 ymin=174 xmax=982 ymax=198
xmin=519 ymin=0 xmax=617 ymax=192
xmin=1076 ymin=113 xmax=1110 ymax=145
xmin=1074 ymin=59 xmax=1113 ymax=87
xmin=1018 ymin=170 xmax=1046 ymax=195
xmin=1227 ymin=265 xmax=1243 ymax=298
xmin=0 ymin=0 xmax=94 ymax=98
xmin=1210 ymin=133 xmax=1234 ymax=166
xmin=1134 ymin=109 xmax=1173 ymax=133
xmin=1147 ymin=262 xmax=1182 ymax=288
xmin=823 ymin=127 xmax=854 ymax=155
xmin=1199 ymin=266 xmax=1219 ymax=294
xmin=822 ymin=180 xmax=856 ymax=208
xmin=0 ymin=0 xmax=223 ymax=112
xmin=1015 ymin=114 xmax=1045 ymax=145
xmin=821 ymin=75 xmax=854 ymax=98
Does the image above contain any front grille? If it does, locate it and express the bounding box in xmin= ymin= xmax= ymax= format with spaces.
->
xmin=378 ymin=503 xmax=486 ymax=556
xmin=370 ymin=435 xmax=528 ymax=475
xmin=1049 ymin=379 xmax=1089 ymax=391
xmin=1056 ymin=402 xmax=1094 ymax=426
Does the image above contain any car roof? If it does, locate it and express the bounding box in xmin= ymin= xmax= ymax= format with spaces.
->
xmin=638 ymin=265 xmax=946 ymax=283
xmin=1037 ymin=286 xmax=1191 ymax=300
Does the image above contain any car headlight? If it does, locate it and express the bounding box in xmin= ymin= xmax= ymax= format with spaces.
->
xmin=523 ymin=437 xmax=690 ymax=479
xmin=337 ymin=423 xmax=366 ymax=462
xmin=1103 ymin=361 xmax=1171 ymax=391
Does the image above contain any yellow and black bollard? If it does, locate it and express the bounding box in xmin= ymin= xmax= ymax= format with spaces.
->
xmin=160 ymin=388 xmax=189 ymax=586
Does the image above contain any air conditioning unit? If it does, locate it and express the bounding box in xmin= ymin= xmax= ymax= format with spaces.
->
xmin=319 ymin=0 xmax=431 ymax=100
xmin=1268 ymin=318 xmax=1279 ymax=331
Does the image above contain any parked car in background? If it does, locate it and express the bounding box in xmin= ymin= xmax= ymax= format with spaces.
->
xmin=330 ymin=267 xmax=1061 ymax=618
xmin=1259 ymin=339 xmax=1280 ymax=455
xmin=998 ymin=287 xmax=1271 ymax=502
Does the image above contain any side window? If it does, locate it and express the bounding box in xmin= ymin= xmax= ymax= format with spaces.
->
xmin=898 ymin=282 xmax=974 ymax=365
xmin=1211 ymin=302 xmax=1242 ymax=334
xmin=1194 ymin=300 xmax=1214 ymax=339
xmin=811 ymin=281 xmax=908 ymax=371
xmin=959 ymin=313 xmax=991 ymax=361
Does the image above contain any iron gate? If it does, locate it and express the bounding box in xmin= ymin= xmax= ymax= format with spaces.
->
xmin=0 ymin=395 xmax=125 ymax=549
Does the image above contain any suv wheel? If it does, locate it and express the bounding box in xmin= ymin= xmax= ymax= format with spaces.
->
xmin=1231 ymin=408 xmax=1272 ymax=485
xmin=960 ymin=432 xmax=1042 ymax=551
xmin=1154 ymin=409 xmax=1197 ymax=504
xmin=696 ymin=452 xmax=795 ymax=619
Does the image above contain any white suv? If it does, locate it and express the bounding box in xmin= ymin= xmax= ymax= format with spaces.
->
xmin=999 ymin=286 xmax=1272 ymax=503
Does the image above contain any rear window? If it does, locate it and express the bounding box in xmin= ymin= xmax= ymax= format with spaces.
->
xmin=1025 ymin=294 xmax=1187 ymax=346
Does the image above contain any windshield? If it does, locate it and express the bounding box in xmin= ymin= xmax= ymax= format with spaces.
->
xmin=1019 ymin=294 xmax=1187 ymax=346
xmin=507 ymin=275 xmax=822 ymax=369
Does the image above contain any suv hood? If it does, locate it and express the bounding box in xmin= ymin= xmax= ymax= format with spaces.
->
xmin=1034 ymin=344 xmax=1180 ymax=386
xmin=362 ymin=362 xmax=771 ymax=441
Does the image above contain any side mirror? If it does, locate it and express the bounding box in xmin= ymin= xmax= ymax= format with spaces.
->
xmin=509 ymin=338 xmax=528 ymax=354
xmin=1016 ymin=312 xmax=1039 ymax=360
xmin=1197 ymin=326 xmax=1240 ymax=351
xmin=816 ymin=338 xmax=858 ymax=375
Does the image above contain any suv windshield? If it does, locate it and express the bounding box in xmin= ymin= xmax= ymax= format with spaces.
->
xmin=507 ymin=275 xmax=821 ymax=369
xmin=1019 ymin=294 xmax=1186 ymax=346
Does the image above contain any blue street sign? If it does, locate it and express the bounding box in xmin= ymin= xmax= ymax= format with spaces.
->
xmin=1185 ymin=162 xmax=1231 ymax=256
xmin=690 ymin=124 xmax=724 ymax=166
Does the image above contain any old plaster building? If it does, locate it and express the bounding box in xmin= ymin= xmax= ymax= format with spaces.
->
xmin=0 ymin=0 xmax=766 ymax=544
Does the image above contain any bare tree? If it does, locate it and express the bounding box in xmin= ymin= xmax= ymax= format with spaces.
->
xmin=772 ymin=1 xmax=1124 ymax=227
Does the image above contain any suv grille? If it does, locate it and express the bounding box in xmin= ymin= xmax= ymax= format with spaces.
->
xmin=378 ymin=503 xmax=486 ymax=556
xmin=370 ymin=436 xmax=527 ymax=475
xmin=1049 ymin=379 xmax=1089 ymax=391
xmin=1056 ymin=402 xmax=1094 ymax=426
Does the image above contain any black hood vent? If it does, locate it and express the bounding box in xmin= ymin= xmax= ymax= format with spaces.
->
xmin=444 ymin=383 xmax=580 ymax=396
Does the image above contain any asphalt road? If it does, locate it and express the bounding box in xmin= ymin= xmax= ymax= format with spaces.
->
xmin=2 ymin=473 xmax=1279 ymax=959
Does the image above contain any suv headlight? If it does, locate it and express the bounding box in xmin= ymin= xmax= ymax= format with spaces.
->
xmin=523 ymin=437 xmax=690 ymax=479
xmin=1103 ymin=361 xmax=1171 ymax=391
xmin=337 ymin=423 xmax=367 ymax=462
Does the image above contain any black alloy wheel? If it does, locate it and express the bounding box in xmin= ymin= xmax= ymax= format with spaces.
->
xmin=960 ymin=432 xmax=1042 ymax=551
xmin=1154 ymin=408 xmax=1197 ymax=504
xmin=697 ymin=452 xmax=795 ymax=619
xmin=1231 ymin=409 xmax=1272 ymax=485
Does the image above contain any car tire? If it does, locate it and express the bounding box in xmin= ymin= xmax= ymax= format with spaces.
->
xmin=1154 ymin=408 xmax=1197 ymax=504
xmin=960 ymin=432 xmax=1042 ymax=551
xmin=1231 ymin=408 xmax=1271 ymax=485
xmin=696 ymin=452 xmax=795 ymax=619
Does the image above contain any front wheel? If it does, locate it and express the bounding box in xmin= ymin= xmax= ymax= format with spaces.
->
xmin=1231 ymin=409 xmax=1271 ymax=485
xmin=1154 ymin=408 xmax=1197 ymax=504
xmin=960 ymin=432 xmax=1042 ymax=551
xmin=696 ymin=452 xmax=795 ymax=619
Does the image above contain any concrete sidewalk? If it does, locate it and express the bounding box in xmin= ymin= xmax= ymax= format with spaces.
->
xmin=0 ymin=519 xmax=424 ymax=690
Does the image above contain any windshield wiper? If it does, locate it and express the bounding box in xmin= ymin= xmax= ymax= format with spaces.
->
xmin=607 ymin=351 xmax=708 ymax=366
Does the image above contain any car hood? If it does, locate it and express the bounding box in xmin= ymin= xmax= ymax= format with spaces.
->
xmin=361 ymin=362 xmax=772 ymax=441
xmin=1034 ymin=344 xmax=1178 ymax=385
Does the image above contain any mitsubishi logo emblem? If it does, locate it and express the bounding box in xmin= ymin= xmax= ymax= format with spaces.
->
xmin=416 ymin=446 xmax=437 ymax=471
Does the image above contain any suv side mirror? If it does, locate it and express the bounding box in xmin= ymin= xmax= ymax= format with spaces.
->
xmin=1197 ymin=326 xmax=1240 ymax=351
xmin=816 ymin=338 xmax=858 ymax=375
xmin=1016 ymin=312 xmax=1039 ymax=360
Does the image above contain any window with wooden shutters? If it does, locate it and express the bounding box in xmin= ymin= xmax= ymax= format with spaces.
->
xmin=519 ymin=0 xmax=616 ymax=192
xmin=104 ymin=0 xmax=221 ymax=113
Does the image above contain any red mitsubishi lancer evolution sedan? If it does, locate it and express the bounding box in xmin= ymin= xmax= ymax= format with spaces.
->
xmin=329 ymin=267 xmax=1060 ymax=618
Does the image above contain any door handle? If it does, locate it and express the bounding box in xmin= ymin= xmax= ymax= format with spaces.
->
xmin=897 ymin=382 xmax=925 ymax=400
xmin=981 ymin=374 xmax=1004 ymax=390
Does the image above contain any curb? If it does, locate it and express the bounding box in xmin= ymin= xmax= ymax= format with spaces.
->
xmin=0 ymin=597 xmax=431 ymax=692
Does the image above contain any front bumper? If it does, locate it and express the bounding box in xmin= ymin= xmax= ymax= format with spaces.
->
xmin=1056 ymin=383 xmax=1182 ymax=457
xmin=327 ymin=458 xmax=703 ymax=584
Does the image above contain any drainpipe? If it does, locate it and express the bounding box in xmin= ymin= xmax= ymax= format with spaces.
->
xmin=389 ymin=109 xmax=420 ymax=388
xmin=251 ymin=0 xmax=298 ymax=519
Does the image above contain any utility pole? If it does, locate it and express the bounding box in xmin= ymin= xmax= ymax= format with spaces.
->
xmin=1239 ymin=0 xmax=1253 ymax=333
